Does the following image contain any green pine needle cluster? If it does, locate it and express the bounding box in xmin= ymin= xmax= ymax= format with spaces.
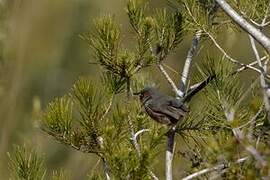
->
xmin=8 ymin=146 xmax=46 ymax=180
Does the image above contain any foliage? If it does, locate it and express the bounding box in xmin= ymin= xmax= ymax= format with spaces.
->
xmin=8 ymin=146 xmax=46 ymax=180
xmin=7 ymin=0 xmax=270 ymax=179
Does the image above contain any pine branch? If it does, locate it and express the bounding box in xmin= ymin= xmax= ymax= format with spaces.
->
xmin=182 ymin=157 xmax=248 ymax=180
xmin=8 ymin=146 xmax=46 ymax=180
xmin=206 ymin=31 xmax=261 ymax=74
xmin=183 ymin=1 xmax=263 ymax=74
xmin=218 ymin=93 xmax=267 ymax=168
xmin=215 ymin=0 xmax=270 ymax=53
xmin=249 ymin=35 xmax=270 ymax=124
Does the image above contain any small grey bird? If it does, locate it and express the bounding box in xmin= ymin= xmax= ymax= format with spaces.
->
xmin=134 ymin=87 xmax=188 ymax=125
xmin=134 ymin=75 xmax=215 ymax=125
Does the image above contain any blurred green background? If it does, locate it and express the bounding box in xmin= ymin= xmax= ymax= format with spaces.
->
xmin=0 ymin=0 xmax=263 ymax=179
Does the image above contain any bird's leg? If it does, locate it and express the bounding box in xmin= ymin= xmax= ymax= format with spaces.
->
xmin=165 ymin=125 xmax=177 ymax=137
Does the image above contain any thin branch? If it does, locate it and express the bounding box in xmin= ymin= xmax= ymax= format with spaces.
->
xmin=132 ymin=128 xmax=159 ymax=180
xmin=97 ymin=137 xmax=111 ymax=180
xmin=248 ymin=19 xmax=270 ymax=29
xmin=127 ymin=115 xmax=140 ymax=154
xmin=232 ymin=56 xmax=268 ymax=75
xmin=232 ymin=128 xmax=266 ymax=167
xmin=179 ymin=31 xmax=202 ymax=97
xmin=215 ymin=0 xmax=270 ymax=53
xmin=238 ymin=105 xmax=263 ymax=129
xmin=182 ymin=157 xmax=248 ymax=180
xmin=217 ymin=93 xmax=267 ymax=167
xmin=130 ymin=128 xmax=159 ymax=180
xmin=262 ymin=1 xmax=270 ymax=26
xmin=163 ymin=63 xmax=180 ymax=75
xmin=206 ymin=32 xmax=261 ymax=74
xmin=157 ymin=63 xmax=181 ymax=97
xmin=183 ymin=1 xmax=262 ymax=74
xmin=166 ymin=129 xmax=175 ymax=180
xmin=189 ymin=56 xmax=267 ymax=90
xmin=100 ymin=95 xmax=114 ymax=121
xmin=239 ymin=6 xmax=270 ymax=30
xmin=249 ymin=35 xmax=270 ymax=124
xmin=132 ymin=129 xmax=150 ymax=141
xmin=101 ymin=157 xmax=111 ymax=180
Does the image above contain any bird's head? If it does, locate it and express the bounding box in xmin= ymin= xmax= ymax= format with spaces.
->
xmin=134 ymin=86 xmax=159 ymax=103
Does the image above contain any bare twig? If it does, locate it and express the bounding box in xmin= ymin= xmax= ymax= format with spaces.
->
xmin=132 ymin=129 xmax=150 ymax=141
xmin=183 ymin=1 xmax=262 ymax=74
xmin=206 ymin=32 xmax=261 ymax=74
xmin=163 ymin=63 xmax=180 ymax=75
xmin=182 ymin=157 xmax=248 ymax=180
xmin=132 ymin=129 xmax=159 ymax=180
xmin=189 ymin=57 xmax=267 ymax=90
xmin=101 ymin=157 xmax=111 ymax=180
xmin=238 ymin=105 xmax=263 ymax=129
xmin=96 ymin=136 xmax=111 ymax=180
xmin=100 ymin=95 xmax=114 ymax=121
xmin=240 ymin=4 xmax=270 ymax=30
xmin=232 ymin=128 xmax=266 ymax=167
xmin=249 ymin=35 xmax=270 ymax=124
xmin=247 ymin=18 xmax=270 ymax=29
xmin=215 ymin=0 xmax=270 ymax=53
xmin=127 ymin=115 xmax=141 ymax=154
xmin=179 ymin=31 xmax=202 ymax=97
xmin=130 ymin=128 xmax=159 ymax=180
xmin=166 ymin=129 xmax=175 ymax=180
xmin=157 ymin=63 xmax=181 ymax=97
xmin=232 ymin=56 xmax=268 ymax=75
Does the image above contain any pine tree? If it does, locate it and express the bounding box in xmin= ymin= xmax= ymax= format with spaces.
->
xmin=8 ymin=0 xmax=270 ymax=179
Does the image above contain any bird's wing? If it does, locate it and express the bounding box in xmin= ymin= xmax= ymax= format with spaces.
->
xmin=165 ymin=98 xmax=188 ymax=120
xmin=148 ymin=98 xmax=188 ymax=121
xmin=168 ymin=98 xmax=189 ymax=112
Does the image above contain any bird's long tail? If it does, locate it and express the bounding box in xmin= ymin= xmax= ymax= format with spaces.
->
xmin=182 ymin=74 xmax=216 ymax=103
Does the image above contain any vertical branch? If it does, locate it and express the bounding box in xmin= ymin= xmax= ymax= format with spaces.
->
xmin=101 ymin=157 xmax=111 ymax=180
xmin=179 ymin=31 xmax=202 ymax=96
xmin=156 ymin=63 xmax=177 ymax=180
xmin=97 ymin=137 xmax=111 ymax=180
xmin=166 ymin=130 xmax=175 ymax=180
xmin=128 ymin=116 xmax=141 ymax=154
xmin=126 ymin=77 xmax=139 ymax=151
xmin=249 ymin=35 xmax=270 ymax=124
xmin=164 ymin=29 xmax=202 ymax=180
xmin=158 ymin=60 xmax=177 ymax=180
